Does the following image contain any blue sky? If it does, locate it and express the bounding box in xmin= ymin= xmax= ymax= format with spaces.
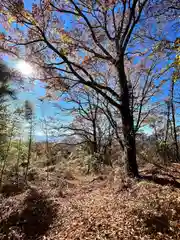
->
xmin=2 ymin=0 xmax=74 ymax=141
xmin=10 ymin=79 xmax=73 ymax=141
xmin=1 ymin=0 xmax=179 ymax=141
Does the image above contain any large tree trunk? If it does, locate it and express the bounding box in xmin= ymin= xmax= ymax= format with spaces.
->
xmin=117 ymin=56 xmax=139 ymax=178
xmin=121 ymin=112 xmax=139 ymax=177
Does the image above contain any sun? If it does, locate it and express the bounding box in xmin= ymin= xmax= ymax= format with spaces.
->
xmin=16 ymin=60 xmax=33 ymax=76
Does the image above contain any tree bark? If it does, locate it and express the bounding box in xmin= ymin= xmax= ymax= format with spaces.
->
xmin=92 ymin=119 xmax=98 ymax=153
xmin=116 ymin=56 xmax=139 ymax=178
xmin=170 ymin=80 xmax=180 ymax=162
xmin=25 ymin=117 xmax=33 ymax=182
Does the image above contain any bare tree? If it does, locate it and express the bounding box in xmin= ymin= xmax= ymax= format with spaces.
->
xmin=52 ymin=87 xmax=114 ymax=164
xmin=0 ymin=0 xmax=152 ymax=177
xmin=24 ymin=100 xmax=34 ymax=182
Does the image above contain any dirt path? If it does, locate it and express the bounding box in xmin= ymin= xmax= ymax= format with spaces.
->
xmin=1 ymin=167 xmax=180 ymax=240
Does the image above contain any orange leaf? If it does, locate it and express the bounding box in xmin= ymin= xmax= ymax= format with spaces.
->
xmin=0 ymin=33 xmax=5 ymax=40
xmin=82 ymin=56 xmax=89 ymax=64
xmin=84 ymin=56 xmax=89 ymax=61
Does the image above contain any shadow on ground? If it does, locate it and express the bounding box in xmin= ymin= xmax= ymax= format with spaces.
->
xmin=144 ymin=214 xmax=170 ymax=234
xmin=140 ymin=174 xmax=180 ymax=188
xmin=0 ymin=181 xmax=27 ymax=197
xmin=0 ymin=188 xmax=57 ymax=240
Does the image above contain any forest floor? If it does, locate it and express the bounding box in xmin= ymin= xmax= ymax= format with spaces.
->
xmin=0 ymin=163 xmax=180 ymax=240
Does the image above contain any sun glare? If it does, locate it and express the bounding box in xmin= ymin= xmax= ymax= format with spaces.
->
xmin=16 ymin=60 xmax=33 ymax=76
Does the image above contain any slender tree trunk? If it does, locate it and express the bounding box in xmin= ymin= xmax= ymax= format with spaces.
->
xmin=41 ymin=101 xmax=52 ymax=176
xmin=164 ymin=101 xmax=171 ymax=163
xmin=170 ymin=80 xmax=179 ymax=162
xmin=25 ymin=117 xmax=33 ymax=182
xmin=16 ymin=135 xmax=22 ymax=185
xmin=116 ymin=57 xmax=139 ymax=178
xmin=165 ymin=101 xmax=170 ymax=144
xmin=0 ymin=123 xmax=14 ymax=187
xmin=171 ymin=104 xmax=179 ymax=161
xmin=92 ymin=119 xmax=98 ymax=153
xmin=45 ymin=125 xmax=50 ymax=180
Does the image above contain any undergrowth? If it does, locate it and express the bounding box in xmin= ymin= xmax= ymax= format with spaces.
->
xmin=0 ymin=153 xmax=180 ymax=239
